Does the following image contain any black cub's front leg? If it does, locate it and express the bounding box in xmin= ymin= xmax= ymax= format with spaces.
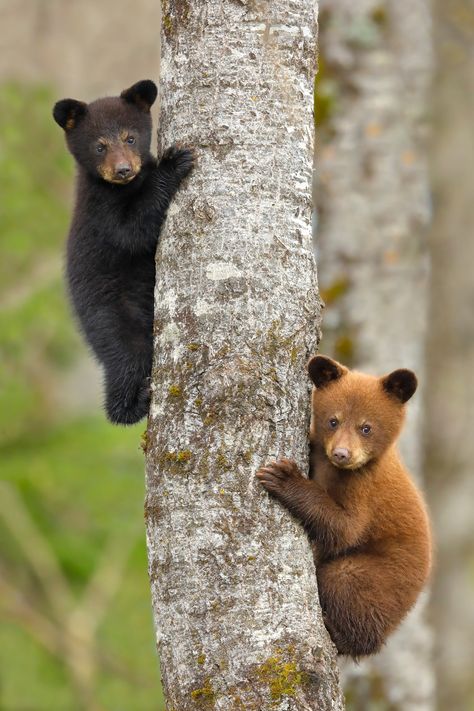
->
xmin=160 ymin=145 xmax=195 ymax=178
xmin=157 ymin=146 xmax=195 ymax=194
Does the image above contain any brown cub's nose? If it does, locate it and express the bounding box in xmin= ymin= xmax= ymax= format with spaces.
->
xmin=115 ymin=163 xmax=132 ymax=180
xmin=332 ymin=447 xmax=351 ymax=465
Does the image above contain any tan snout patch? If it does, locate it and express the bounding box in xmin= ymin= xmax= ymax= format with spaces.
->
xmin=325 ymin=430 xmax=370 ymax=470
xmin=98 ymin=143 xmax=141 ymax=184
xmin=329 ymin=453 xmax=370 ymax=470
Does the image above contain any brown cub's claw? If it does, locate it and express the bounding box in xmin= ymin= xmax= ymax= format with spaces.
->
xmin=256 ymin=458 xmax=302 ymax=495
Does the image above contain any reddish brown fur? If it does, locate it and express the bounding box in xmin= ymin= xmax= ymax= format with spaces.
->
xmin=256 ymin=356 xmax=432 ymax=658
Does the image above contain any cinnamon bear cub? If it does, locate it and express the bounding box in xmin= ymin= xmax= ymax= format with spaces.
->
xmin=257 ymin=355 xmax=432 ymax=658
xmin=53 ymin=80 xmax=194 ymax=424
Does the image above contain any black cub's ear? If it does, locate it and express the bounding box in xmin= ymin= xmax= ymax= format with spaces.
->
xmin=307 ymin=355 xmax=348 ymax=388
xmin=120 ymin=80 xmax=158 ymax=112
xmin=53 ymin=99 xmax=88 ymax=130
xmin=381 ymin=369 xmax=417 ymax=404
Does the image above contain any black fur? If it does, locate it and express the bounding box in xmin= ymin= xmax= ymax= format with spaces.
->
xmin=53 ymin=80 xmax=194 ymax=424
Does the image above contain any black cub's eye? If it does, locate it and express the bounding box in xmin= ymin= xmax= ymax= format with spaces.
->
xmin=361 ymin=424 xmax=371 ymax=435
xmin=96 ymin=144 xmax=105 ymax=154
xmin=126 ymin=136 xmax=136 ymax=145
xmin=329 ymin=418 xmax=338 ymax=429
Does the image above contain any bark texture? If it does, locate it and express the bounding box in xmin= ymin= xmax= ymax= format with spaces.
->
xmin=426 ymin=2 xmax=474 ymax=709
xmin=315 ymin=1 xmax=434 ymax=709
xmin=145 ymin=2 xmax=344 ymax=710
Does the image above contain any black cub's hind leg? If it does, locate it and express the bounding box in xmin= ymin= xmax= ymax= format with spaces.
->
xmin=104 ymin=356 xmax=152 ymax=425
xmin=105 ymin=370 xmax=151 ymax=425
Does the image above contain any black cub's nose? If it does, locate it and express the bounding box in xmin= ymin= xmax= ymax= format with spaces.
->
xmin=115 ymin=163 xmax=132 ymax=179
xmin=332 ymin=447 xmax=351 ymax=464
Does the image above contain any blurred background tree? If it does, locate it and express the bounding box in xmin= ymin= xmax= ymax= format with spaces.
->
xmin=0 ymin=0 xmax=473 ymax=709
xmin=315 ymin=0 xmax=474 ymax=709
xmin=315 ymin=1 xmax=434 ymax=708
xmin=426 ymin=1 xmax=474 ymax=709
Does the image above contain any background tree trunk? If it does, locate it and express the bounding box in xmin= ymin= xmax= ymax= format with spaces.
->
xmin=315 ymin=1 xmax=434 ymax=709
xmin=144 ymin=2 xmax=344 ymax=709
xmin=426 ymin=2 xmax=474 ymax=709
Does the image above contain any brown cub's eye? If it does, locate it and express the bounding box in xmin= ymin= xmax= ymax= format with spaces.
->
xmin=96 ymin=144 xmax=105 ymax=154
xmin=126 ymin=136 xmax=136 ymax=145
xmin=329 ymin=417 xmax=338 ymax=429
xmin=361 ymin=424 xmax=371 ymax=435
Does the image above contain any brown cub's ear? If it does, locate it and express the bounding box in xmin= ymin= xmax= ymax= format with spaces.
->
xmin=53 ymin=99 xmax=88 ymax=130
xmin=381 ymin=369 xmax=417 ymax=404
xmin=121 ymin=80 xmax=158 ymax=112
xmin=307 ymin=355 xmax=348 ymax=388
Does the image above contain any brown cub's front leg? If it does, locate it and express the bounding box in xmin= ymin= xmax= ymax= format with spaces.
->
xmin=256 ymin=458 xmax=313 ymax=524
xmin=256 ymin=459 xmax=369 ymax=557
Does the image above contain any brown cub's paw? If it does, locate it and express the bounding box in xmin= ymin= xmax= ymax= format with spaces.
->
xmin=256 ymin=458 xmax=303 ymax=496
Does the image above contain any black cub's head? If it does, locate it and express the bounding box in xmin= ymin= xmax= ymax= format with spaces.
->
xmin=308 ymin=355 xmax=417 ymax=470
xmin=53 ymin=80 xmax=157 ymax=185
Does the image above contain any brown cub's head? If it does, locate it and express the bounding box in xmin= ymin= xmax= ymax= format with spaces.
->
xmin=53 ymin=80 xmax=157 ymax=185
xmin=308 ymin=355 xmax=417 ymax=470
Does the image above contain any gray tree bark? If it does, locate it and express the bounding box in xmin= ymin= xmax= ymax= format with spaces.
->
xmin=315 ymin=1 xmax=434 ymax=709
xmin=144 ymin=2 xmax=344 ymax=710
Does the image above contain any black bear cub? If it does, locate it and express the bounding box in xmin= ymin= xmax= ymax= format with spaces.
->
xmin=53 ymin=80 xmax=194 ymax=424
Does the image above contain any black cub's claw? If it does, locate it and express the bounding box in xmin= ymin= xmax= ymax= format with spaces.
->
xmin=161 ymin=145 xmax=195 ymax=180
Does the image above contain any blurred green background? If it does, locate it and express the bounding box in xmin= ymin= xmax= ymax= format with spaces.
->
xmin=0 ymin=1 xmax=165 ymax=706
xmin=1 ymin=1 xmax=473 ymax=710
xmin=0 ymin=83 xmax=164 ymax=710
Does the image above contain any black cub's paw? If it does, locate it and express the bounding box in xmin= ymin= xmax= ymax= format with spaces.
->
xmin=161 ymin=145 xmax=195 ymax=180
xmin=255 ymin=458 xmax=303 ymax=498
xmin=106 ymin=379 xmax=151 ymax=426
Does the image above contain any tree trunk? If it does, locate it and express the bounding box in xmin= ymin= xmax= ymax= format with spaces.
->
xmin=315 ymin=1 xmax=434 ymax=709
xmin=426 ymin=2 xmax=474 ymax=709
xmin=144 ymin=2 xmax=344 ymax=710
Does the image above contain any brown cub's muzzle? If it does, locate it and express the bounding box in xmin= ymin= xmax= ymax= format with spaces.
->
xmin=330 ymin=447 xmax=351 ymax=467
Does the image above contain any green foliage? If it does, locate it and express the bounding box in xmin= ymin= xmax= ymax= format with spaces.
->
xmin=0 ymin=83 xmax=72 ymax=291
xmin=314 ymin=53 xmax=339 ymax=129
xmin=0 ymin=82 xmax=78 ymax=444
xmin=1 ymin=419 xmax=164 ymax=710
xmin=0 ymin=83 xmax=164 ymax=710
